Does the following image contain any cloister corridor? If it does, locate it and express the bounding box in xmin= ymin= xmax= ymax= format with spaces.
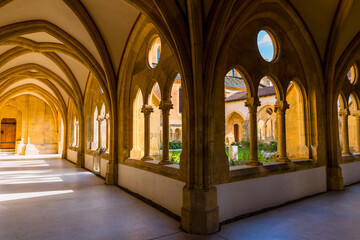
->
xmin=1 ymin=158 xmax=360 ymax=240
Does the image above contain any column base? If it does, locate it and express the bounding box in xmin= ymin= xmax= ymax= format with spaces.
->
xmin=141 ymin=156 xmax=153 ymax=161
xmin=277 ymin=156 xmax=290 ymax=162
xmin=159 ymin=160 xmax=172 ymax=165
xmin=76 ymin=152 xmax=84 ymax=168
xmin=342 ymin=151 xmax=352 ymax=156
xmin=247 ymin=160 xmax=263 ymax=166
xmin=327 ymin=166 xmax=344 ymax=191
xmin=181 ymin=186 xmax=219 ymax=235
xmin=105 ymin=162 xmax=116 ymax=185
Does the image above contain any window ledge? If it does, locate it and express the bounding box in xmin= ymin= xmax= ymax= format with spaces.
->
xmin=85 ymin=150 xmax=111 ymax=160
xmin=341 ymin=154 xmax=360 ymax=164
xmin=123 ymin=158 xmax=182 ymax=181
xmin=229 ymin=159 xmax=316 ymax=182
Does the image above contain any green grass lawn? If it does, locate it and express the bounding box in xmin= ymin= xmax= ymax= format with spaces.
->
xmin=225 ymin=148 xmax=274 ymax=166
xmin=168 ymin=147 xmax=276 ymax=166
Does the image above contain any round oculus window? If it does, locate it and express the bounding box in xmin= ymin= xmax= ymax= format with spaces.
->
xmin=257 ymin=30 xmax=277 ymax=62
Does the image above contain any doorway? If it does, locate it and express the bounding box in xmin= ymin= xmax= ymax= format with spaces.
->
xmin=0 ymin=118 xmax=16 ymax=149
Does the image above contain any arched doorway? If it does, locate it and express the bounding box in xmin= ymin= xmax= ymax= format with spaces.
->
xmin=0 ymin=118 xmax=16 ymax=149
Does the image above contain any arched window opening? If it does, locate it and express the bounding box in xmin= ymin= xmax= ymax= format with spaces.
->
xmin=73 ymin=117 xmax=78 ymax=148
xmin=265 ymin=118 xmax=274 ymax=139
xmin=225 ymin=69 xmax=250 ymax=165
xmin=130 ymin=90 xmax=144 ymax=158
xmin=150 ymin=83 xmax=162 ymax=161
xmin=58 ymin=117 xmax=64 ymax=155
xmin=100 ymin=103 xmax=107 ymax=149
xmin=169 ymin=74 xmax=182 ymax=164
xmin=285 ymin=81 xmax=307 ymax=159
xmin=105 ymin=113 xmax=110 ymax=153
xmin=148 ymin=37 xmax=161 ymax=68
xmin=257 ymin=76 xmax=278 ymax=162
xmin=348 ymin=95 xmax=358 ymax=153
xmin=338 ymin=97 xmax=343 ymax=150
xmin=337 ymin=95 xmax=352 ymax=156
xmin=258 ymin=120 xmax=264 ymax=140
xmin=347 ymin=65 xmax=358 ymax=85
xmin=92 ymin=107 xmax=99 ymax=150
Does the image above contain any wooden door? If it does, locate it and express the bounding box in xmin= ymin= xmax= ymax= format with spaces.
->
xmin=0 ymin=118 xmax=16 ymax=149
xmin=234 ymin=124 xmax=239 ymax=142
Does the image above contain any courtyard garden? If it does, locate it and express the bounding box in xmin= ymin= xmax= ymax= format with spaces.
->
xmin=168 ymin=140 xmax=277 ymax=166
xmin=226 ymin=140 xmax=277 ymax=166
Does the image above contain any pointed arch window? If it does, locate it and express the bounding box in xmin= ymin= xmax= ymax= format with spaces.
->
xmin=73 ymin=117 xmax=78 ymax=147
xmin=92 ymin=107 xmax=99 ymax=150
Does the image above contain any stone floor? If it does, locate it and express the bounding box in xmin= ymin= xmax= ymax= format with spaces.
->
xmin=1 ymin=158 xmax=360 ymax=240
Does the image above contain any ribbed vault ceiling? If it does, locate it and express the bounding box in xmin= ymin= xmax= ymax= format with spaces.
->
xmin=0 ymin=0 xmax=358 ymax=117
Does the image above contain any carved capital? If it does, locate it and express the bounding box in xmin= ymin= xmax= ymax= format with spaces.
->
xmin=338 ymin=109 xmax=350 ymax=118
xmin=141 ymin=104 xmax=154 ymax=116
xmin=245 ymin=97 xmax=261 ymax=114
xmin=274 ymin=100 xmax=289 ymax=114
xmin=97 ymin=115 xmax=105 ymax=122
xmin=351 ymin=110 xmax=360 ymax=118
xmin=159 ymin=100 xmax=173 ymax=113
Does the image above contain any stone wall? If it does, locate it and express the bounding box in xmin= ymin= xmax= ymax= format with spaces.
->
xmin=0 ymin=95 xmax=58 ymax=154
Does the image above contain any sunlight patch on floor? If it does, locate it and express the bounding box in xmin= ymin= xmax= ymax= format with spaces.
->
xmin=0 ymin=160 xmax=50 ymax=168
xmin=0 ymin=190 xmax=74 ymax=202
xmin=0 ymin=170 xmax=64 ymax=185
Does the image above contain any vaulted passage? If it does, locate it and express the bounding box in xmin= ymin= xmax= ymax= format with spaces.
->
xmin=0 ymin=0 xmax=360 ymax=237
xmin=0 ymin=158 xmax=180 ymax=239
xmin=2 ymin=158 xmax=360 ymax=239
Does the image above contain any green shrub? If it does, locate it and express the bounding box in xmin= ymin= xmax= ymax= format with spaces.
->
xmin=269 ymin=141 xmax=277 ymax=152
xmin=169 ymin=141 xmax=182 ymax=149
xmin=170 ymin=151 xmax=181 ymax=164
xmin=240 ymin=140 xmax=250 ymax=149
xmin=257 ymin=141 xmax=277 ymax=152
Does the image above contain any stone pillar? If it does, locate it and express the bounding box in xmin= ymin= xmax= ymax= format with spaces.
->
xmin=97 ymin=115 xmax=104 ymax=150
xmin=105 ymin=113 xmax=110 ymax=153
xmin=274 ymin=100 xmax=290 ymax=162
xmin=181 ymin=186 xmax=219 ymax=234
xmin=159 ymin=100 xmax=173 ymax=165
xmin=339 ymin=109 xmax=352 ymax=155
xmin=141 ymin=105 xmax=153 ymax=161
xmin=245 ymin=97 xmax=262 ymax=166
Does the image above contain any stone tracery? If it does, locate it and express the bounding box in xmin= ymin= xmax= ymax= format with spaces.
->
xmin=0 ymin=0 xmax=358 ymax=236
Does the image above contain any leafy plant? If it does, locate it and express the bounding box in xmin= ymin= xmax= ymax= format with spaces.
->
xmin=169 ymin=141 xmax=182 ymax=149
xmin=169 ymin=151 xmax=181 ymax=164
xmin=225 ymin=140 xmax=278 ymax=166
xmin=240 ymin=140 xmax=250 ymax=149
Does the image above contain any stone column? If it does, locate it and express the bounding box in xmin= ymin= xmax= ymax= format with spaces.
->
xmin=105 ymin=113 xmax=110 ymax=153
xmin=245 ymin=97 xmax=262 ymax=166
xmin=141 ymin=105 xmax=154 ymax=161
xmin=339 ymin=109 xmax=352 ymax=155
xmin=97 ymin=115 xmax=104 ymax=150
xmin=274 ymin=100 xmax=290 ymax=162
xmin=159 ymin=100 xmax=173 ymax=165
